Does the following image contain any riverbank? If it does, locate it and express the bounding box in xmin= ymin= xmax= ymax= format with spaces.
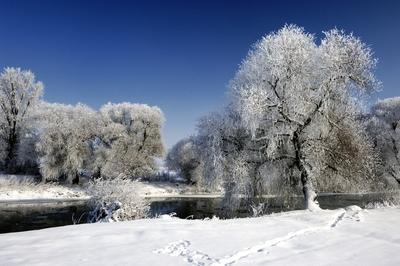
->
xmin=0 ymin=174 xmax=218 ymax=202
xmin=0 ymin=206 xmax=399 ymax=265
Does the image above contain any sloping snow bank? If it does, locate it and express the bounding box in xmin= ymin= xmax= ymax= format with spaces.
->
xmin=0 ymin=206 xmax=399 ymax=266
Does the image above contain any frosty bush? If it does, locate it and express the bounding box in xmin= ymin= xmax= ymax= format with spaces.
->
xmin=87 ymin=176 xmax=149 ymax=222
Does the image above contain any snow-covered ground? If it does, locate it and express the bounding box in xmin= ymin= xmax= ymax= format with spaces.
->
xmin=136 ymin=181 xmax=221 ymax=198
xmin=0 ymin=175 xmax=89 ymax=202
xmin=0 ymin=206 xmax=399 ymax=266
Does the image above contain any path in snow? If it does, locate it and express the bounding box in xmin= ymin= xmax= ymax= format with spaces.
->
xmin=154 ymin=206 xmax=363 ymax=266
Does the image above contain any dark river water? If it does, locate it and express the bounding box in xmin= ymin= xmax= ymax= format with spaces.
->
xmin=0 ymin=194 xmax=391 ymax=234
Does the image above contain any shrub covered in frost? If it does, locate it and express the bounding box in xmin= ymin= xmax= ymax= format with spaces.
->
xmin=87 ymin=176 xmax=149 ymax=222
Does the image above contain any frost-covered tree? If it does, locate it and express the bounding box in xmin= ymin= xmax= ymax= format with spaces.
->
xmin=36 ymin=102 xmax=99 ymax=183
xmin=0 ymin=67 xmax=43 ymax=172
xmin=366 ymin=97 xmax=400 ymax=187
xmin=98 ymin=103 xmax=165 ymax=178
xmin=166 ymin=136 xmax=203 ymax=184
xmin=227 ymin=25 xmax=380 ymax=209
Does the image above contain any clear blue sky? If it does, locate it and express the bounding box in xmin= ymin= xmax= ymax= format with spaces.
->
xmin=0 ymin=0 xmax=399 ymax=148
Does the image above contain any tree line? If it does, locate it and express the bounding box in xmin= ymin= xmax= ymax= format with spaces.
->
xmin=0 ymin=67 xmax=164 ymax=184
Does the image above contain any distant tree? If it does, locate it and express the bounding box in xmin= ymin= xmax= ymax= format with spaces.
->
xmin=36 ymin=102 xmax=99 ymax=183
xmin=166 ymin=136 xmax=203 ymax=184
xmin=0 ymin=67 xmax=43 ymax=173
xmin=204 ymin=25 xmax=380 ymax=209
xmin=366 ymin=97 xmax=400 ymax=187
xmin=98 ymin=103 xmax=165 ymax=178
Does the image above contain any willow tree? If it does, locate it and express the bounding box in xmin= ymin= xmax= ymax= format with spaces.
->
xmin=230 ymin=25 xmax=379 ymax=209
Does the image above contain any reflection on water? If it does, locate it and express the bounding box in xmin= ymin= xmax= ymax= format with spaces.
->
xmin=149 ymin=193 xmax=389 ymax=219
xmin=150 ymin=197 xmax=302 ymax=219
xmin=0 ymin=193 xmax=392 ymax=234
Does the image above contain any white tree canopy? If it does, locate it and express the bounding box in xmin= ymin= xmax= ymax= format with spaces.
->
xmin=36 ymin=102 xmax=165 ymax=182
xmin=36 ymin=102 xmax=99 ymax=183
xmin=97 ymin=102 xmax=165 ymax=178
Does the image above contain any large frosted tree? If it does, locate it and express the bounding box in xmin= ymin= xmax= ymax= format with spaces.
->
xmin=0 ymin=67 xmax=43 ymax=172
xmin=229 ymin=25 xmax=380 ymax=209
xmin=98 ymin=103 xmax=165 ymax=178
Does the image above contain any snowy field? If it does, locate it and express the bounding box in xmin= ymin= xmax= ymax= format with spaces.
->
xmin=0 ymin=206 xmax=399 ymax=266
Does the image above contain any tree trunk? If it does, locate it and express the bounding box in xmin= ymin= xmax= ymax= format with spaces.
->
xmin=4 ymin=82 xmax=19 ymax=173
xmin=4 ymin=124 xmax=18 ymax=173
xmin=293 ymin=131 xmax=320 ymax=211
xmin=72 ymin=171 xmax=80 ymax=185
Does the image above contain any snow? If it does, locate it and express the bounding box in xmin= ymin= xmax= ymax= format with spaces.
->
xmin=0 ymin=185 xmax=89 ymax=202
xmin=0 ymin=175 xmax=89 ymax=202
xmin=0 ymin=206 xmax=399 ymax=265
xmin=135 ymin=181 xmax=221 ymax=198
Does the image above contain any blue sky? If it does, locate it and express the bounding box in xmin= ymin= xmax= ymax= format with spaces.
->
xmin=0 ymin=0 xmax=399 ymax=147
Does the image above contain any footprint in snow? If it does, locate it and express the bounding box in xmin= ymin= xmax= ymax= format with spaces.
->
xmin=154 ymin=240 xmax=218 ymax=266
